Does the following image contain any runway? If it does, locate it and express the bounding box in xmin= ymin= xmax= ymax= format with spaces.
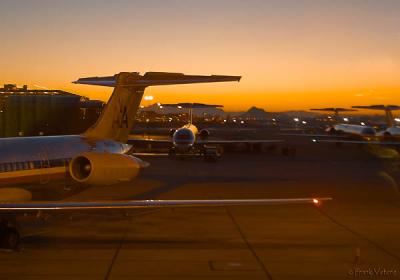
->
xmin=0 ymin=142 xmax=399 ymax=279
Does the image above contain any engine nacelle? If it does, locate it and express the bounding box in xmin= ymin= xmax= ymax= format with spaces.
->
xmin=69 ymin=152 xmax=144 ymax=186
xmin=199 ymin=129 xmax=210 ymax=139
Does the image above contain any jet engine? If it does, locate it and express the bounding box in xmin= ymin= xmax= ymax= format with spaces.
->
xmin=69 ymin=152 xmax=147 ymax=186
xmin=199 ymin=129 xmax=210 ymax=139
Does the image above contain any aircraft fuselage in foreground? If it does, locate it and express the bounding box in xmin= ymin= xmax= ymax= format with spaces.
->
xmin=0 ymin=72 xmax=331 ymax=250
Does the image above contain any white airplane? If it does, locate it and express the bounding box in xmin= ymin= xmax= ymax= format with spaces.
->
xmin=309 ymin=107 xmax=400 ymax=146
xmin=352 ymin=105 xmax=400 ymax=137
xmin=310 ymin=108 xmax=376 ymax=138
xmin=0 ymin=72 xmax=331 ymax=249
xmin=130 ymin=102 xmax=284 ymax=161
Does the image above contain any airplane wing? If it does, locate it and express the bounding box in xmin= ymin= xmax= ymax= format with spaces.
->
xmin=279 ymin=133 xmax=347 ymax=138
xmin=312 ymin=139 xmax=400 ymax=145
xmin=127 ymin=138 xmax=171 ymax=144
xmin=73 ymin=72 xmax=241 ymax=87
xmin=196 ymin=139 xmax=284 ymax=145
xmin=0 ymin=198 xmax=331 ymax=211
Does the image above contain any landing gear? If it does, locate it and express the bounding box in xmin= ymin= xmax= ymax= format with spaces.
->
xmin=0 ymin=219 xmax=20 ymax=250
xmin=168 ymin=147 xmax=176 ymax=158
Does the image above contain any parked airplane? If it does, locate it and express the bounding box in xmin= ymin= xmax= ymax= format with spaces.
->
xmin=0 ymin=72 xmax=331 ymax=249
xmin=352 ymin=105 xmax=400 ymax=137
xmin=130 ymin=102 xmax=283 ymax=161
xmin=310 ymin=108 xmax=376 ymax=138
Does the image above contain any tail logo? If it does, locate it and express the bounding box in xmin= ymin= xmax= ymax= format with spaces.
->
xmin=112 ymin=98 xmax=129 ymax=128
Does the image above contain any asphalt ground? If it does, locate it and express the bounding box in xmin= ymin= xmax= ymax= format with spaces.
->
xmin=0 ymin=140 xmax=400 ymax=279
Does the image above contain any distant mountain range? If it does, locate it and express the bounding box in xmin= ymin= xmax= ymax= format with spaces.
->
xmin=139 ymin=104 xmax=320 ymax=119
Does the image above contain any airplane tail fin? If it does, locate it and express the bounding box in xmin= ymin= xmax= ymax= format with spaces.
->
xmin=74 ymin=72 xmax=240 ymax=143
xmin=352 ymin=105 xmax=400 ymax=127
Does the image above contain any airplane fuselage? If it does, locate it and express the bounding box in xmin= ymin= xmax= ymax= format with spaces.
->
xmin=333 ymin=124 xmax=376 ymax=137
xmin=0 ymin=135 xmax=130 ymax=186
xmin=172 ymin=124 xmax=198 ymax=153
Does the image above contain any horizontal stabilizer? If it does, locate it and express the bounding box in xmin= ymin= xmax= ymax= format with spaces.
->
xmin=73 ymin=72 xmax=241 ymax=87
xmin=352 ymin=105 xmax=400 ymax=111
xmin=310 ymin=108 xmax=357 ymax=113
xmin=0 ymin=197 xmax=332 ymax=211
xmin=160 ymin=103 xmax=223 ymax=109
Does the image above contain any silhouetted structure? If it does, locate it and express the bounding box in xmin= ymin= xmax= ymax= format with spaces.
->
xmin=0 ymin=84 xmax=104 ymax=137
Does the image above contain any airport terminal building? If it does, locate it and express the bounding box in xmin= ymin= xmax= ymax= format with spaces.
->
xmin=0 ymin=84 xmax=104 ymax=137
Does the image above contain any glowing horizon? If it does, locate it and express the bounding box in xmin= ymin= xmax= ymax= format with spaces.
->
xmin=1 ymin=0 xmax=399 ymax=112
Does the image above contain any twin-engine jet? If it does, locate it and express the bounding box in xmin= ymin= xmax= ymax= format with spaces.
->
xmin=0 ymin=72 xmax=330 ymax=249
xmin=352 ymin=105 xmax=400 ymax=137
xmin=309 ymin=106 xmax=400 ymax=146
xmin=130 ymin=102 xmax=283 ymax=161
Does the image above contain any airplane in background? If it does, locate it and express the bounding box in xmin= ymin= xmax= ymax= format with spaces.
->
xmin=310 ymin=108 xmax=377 ymax=138
xmin=308 ymin=107 xmax=400 ymax=147
xmin=129 ymin=102 xmax=284 ymax=161
xmin=0 ymin=71 xmax=331 ymax=249
xmin=352 ymin=105 xmax=400 ymax=137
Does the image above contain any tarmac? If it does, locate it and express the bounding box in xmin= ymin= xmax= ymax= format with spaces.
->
xmin=0 ymin=140 xmax=399 ymax=279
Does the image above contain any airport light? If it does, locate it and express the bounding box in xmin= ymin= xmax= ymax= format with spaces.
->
xmin=312 ymin=198 xmax=319 ymax=205
xmin=240 ymin=120 xmax=244 ymax=124
xmin=302 ymin=121 xmax=307 ymax=124
xmin=233 ymin=119 xmax=237 ymax=123
xmin=312 ymin=139 xmax=317 ymax=143
xmin=159 ymin=105 xmax=163 ymax=109
xmin=343 ymin=117 xmax=349 ymax=122
xmin=177 ymin=105 xmax=182 ymax=109
xmin=140 ymin=105 xmax=144 ymax=108
xmin=272 ymin=118 xmax=276 ymax=122
xmin=395 ymin=118 xmax=400 ymax=122
xmin=293 ymin=118 xmax=299 ymax=122
xmin=360 ymin=122 xmax=365 ymax=126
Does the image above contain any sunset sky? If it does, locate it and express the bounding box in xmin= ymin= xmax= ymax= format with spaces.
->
xmin=1 ymin=0 xmax=399 ymax=111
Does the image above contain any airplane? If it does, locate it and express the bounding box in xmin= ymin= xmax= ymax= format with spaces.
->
xmin=129 ymin=102 xmax=284 ymax=161
xmin=0 ymin=71 xmax=331 ymax=249
xmin=310 ymin=108 xmax=377 ymax=138
xmin=352 ymin=105 xmax=400 ymax=137
xmin=308 ymin=107 xmax=400 ymax=147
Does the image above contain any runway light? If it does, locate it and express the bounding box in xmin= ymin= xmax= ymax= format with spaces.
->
xmin=159 ymin=105 xmax=163 ymax=109
xmin=360 ymin=122 xmax=365 ymax=126
xmin=272 ymin=118 xmax=276 ymax=122
xmin=293 ymin=118 xmax=299 ymax=122
xmin=343 ymin=117 xmax=349 ymax=122
xmin=302 ymin=121 xmax=307 ymax=124
xmin=312 ymin=139 xmax=317 ymax=143
xmin=240 ymin=120 xmax=244 ymax=124
xmin=313 ymin=198 xmax=319 ymax=205
xmin=177 ymin=105 xmax=182 ymax=109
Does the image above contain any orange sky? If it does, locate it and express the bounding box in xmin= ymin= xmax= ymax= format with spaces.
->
xmin=1 ymin=0 xmax=399 ymax=112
